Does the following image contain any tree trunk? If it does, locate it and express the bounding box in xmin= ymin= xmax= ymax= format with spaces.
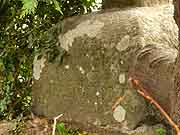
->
xmin=173 ymin=0 xmax=180 ymax=127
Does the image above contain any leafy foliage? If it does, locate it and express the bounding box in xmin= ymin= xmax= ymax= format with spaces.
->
xmin=155 ymin=127 xmax=166 ymax=135
xmin=20 ymin=0 xmax=63 ymax=17
xmin=56 ymin=123 xmax=69 ymax=135
xmin=0 ymin=0 xmax=99 ymax=119
xmin=56 ymin=122 xmax=85 ymax=135
xmin=21 ymin=0 xmax=38 ymax=16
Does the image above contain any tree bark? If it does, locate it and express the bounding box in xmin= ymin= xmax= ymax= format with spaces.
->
xmin=173 ymin=0 xmax=180 ymax=118
xmin=172 ymin=0 xmax=180 ymax=134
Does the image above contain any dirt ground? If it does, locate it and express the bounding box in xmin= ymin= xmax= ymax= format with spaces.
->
xmin=0 ymin=114 xmax=121 ymax=135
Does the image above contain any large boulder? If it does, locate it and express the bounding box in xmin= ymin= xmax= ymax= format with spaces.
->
xmin=131 ymin=44 xmax=177 ymax=114
xmin=102 ymin=0 xmax=172 ymax=9
xmin=32 ymin=5 xmax=178 ymax=132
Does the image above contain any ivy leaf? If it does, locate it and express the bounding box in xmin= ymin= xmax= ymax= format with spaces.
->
xmin=21 ymin=0 xmax=38 ymax=17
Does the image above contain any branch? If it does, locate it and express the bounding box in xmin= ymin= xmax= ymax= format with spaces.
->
xmin=52 ymin=114 xmax=63 ymax=135
xmin=112 ymin=95 xmax=125 ymax=112
xmin=129 ymin=77 xmax=180 ymax=135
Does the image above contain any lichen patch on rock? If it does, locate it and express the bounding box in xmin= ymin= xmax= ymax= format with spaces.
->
xmin=116 ymin=35 xmax=130 ymax=52
xmin=113 ymin=105 xmax=126 ymax=123
xmin=119 ymin=73 xmax=126 ymax=84
xmin=59 ymin=20 xmax=104 ymax=51
xmin=33 ymin=55 xmax=46 ymax=80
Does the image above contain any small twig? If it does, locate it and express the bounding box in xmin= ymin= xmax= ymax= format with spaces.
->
xmin=129 ymin=77 xmax=180 ymax=135
xmin=112 ymin=95 xmax=125 ymax=112
xmin=52 ymin=114 xmax=63 ymax=135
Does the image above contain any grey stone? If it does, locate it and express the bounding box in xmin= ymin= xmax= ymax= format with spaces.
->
xmin=124 ymin=124 xmax=167 ymax=135
xmin=102 ymin=0 xmax=172 ymax=9
xmin=32 ymin=5 xmax=177 ymax=131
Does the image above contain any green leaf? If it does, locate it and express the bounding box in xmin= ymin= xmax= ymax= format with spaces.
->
xmin=155 ymin=127 xmax=166 ymax=135
xmin=56 ymin=123 xmax=69 ymax=135
xmin=7 ymin=73 xmax=14 ymax=82
xmin=52 ymin=0 xmax=63 ymax=14
xmin=21 ymin=0 xmax=38 ymax=17
xmin=0 ymin=0 xmax=7 ymax=12
xmin=0 ymin=59 xmax=5 ymax=71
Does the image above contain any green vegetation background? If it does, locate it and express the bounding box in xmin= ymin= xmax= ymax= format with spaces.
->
xmin=0 ymin=0 xmax=98 ymax=120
